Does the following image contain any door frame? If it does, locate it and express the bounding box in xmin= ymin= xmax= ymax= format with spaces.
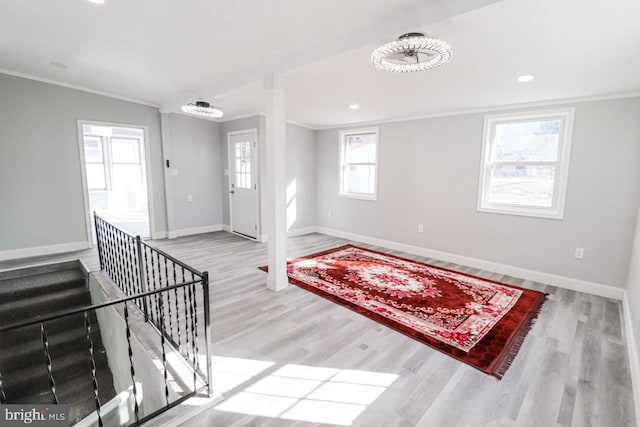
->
xmin=227 ymin=128 xmax=260 ymax=240
xmin=77 ymin=119 xmax=156 ymax=246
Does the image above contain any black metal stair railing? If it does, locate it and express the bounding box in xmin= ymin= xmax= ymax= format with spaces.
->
xmin=94 ymin=214 xmax=212 ymax=390
xmin=0 ymin=215 xmax=212 ymax=427
xmin=0 ymin=281 xmax=210 ymax=426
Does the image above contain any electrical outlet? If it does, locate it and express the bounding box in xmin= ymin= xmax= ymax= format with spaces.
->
xmin=418 ymin=224 xmax=424 ymax=233
xmin=574 ymin=247 xmax=584 ymax=259
xmin=328 ymin=209 xmax=332 ymax=217
xmin=187 ymin=195 xmax=193 ymax=202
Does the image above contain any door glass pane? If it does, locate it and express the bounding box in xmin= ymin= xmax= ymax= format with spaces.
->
xmin=492 ymin=120 xmax=560 ymax=162
xmin=343 ymin=165 xmax=375 ymax=194
xmin=345 ymin=133 xmax=376 ymax=163
xmin=234 ymin=141 xmax=252 ymax=189
xmin=84 ymin=136 xmax=103 ymax=162
xmin=488 ymin=165 xmax=555 ymax=207
xmin=86 ymin=164 xmax=106 ymax=190
xmin=112 ymin=138 xmax=140 ymax=163
xmin=112 ymin=164 xmax=142 ymax=189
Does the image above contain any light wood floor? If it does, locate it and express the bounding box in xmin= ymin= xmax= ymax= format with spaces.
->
xmin=2 ymin=231 xmax=635 ymax=427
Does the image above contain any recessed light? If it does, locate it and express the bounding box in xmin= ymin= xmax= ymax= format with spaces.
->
xmin=517 ymin=75 xmax=534 ymax=83
xmin=348 ymin=104 xmax=360 ymax=110
xmin=87 ymin=0 xmax=104 ymax=4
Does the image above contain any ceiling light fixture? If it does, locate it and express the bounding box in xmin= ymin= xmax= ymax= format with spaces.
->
xmin=87 ymin=0 xmax=105 ymax=4
xmin=181 ymin=101 xmax=223 ymax=118
xmin=517 ymin=75 xmax=534 ymax=82
xmin=348 ymin=104 xmax=360 ymax=110
xmin=371 ymin=32 xmax=452 ymax=73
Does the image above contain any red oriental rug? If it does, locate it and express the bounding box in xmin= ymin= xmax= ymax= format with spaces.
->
xmin=262 ymin=244 xmax=546 ymax=378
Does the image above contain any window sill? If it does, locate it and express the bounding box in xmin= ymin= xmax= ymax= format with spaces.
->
xmin=477 ymin=205 xmax=564 ymax=220
xmin=339 ymin=193 xmax=377 ymax=201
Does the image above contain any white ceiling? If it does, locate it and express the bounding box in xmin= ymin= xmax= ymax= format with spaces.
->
xmin=1 ymin=0 xmax=639 ymax=128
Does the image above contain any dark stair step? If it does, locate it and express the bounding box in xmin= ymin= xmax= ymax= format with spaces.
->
xmin=3 ymin=343 xmax=110 ymax=402
xmin=0 ymin=286 xmax=91 ymax=325
xmin=7 ymin=364 xmax=117 ymax=425
xmin=0 ymin=261 xmax=82 ymax=281
xmin=0 ymin=320 xmax=103 ymax=376
xmin=0 ymin=268 xmax=86 ymax=302
xmin=64 ymin=369 xmax=117 ymax=425
xmin=0 ymin=311 xmax=98 ymax=350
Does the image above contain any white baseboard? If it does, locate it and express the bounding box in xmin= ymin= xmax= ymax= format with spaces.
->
xmin=260 ymin=226 xmax=320 ymax=243
xmin=288 ymin=226 xmax=319 ymax=237
xmin=151 ymin=231 xmax=167 ymax=239
xmin=623 ymin=292 xmax=640 ymax=425
xmin=222 ymin=224 xmax=231 ymax=232
xmin=0 ymin=241 xmax=91 ymax=261
xmin=165 ymin=224 xmax=224 ymax=239
xmin=315 ymin=226 xmax=624 ymax=300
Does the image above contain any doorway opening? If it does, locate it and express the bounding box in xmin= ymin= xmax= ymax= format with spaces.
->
xmin=78 ymin=121 xmax=153 ymax=244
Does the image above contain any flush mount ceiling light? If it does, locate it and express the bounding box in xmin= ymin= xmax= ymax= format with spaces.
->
xmin=371 ymin=32 xmax=452 ymax=73
xmin=348 ymin=104 xmax=360 ymax=110
xmin=87 ymin=0 xmax=105 ymax=4
xmin=181 ymin=101 xmax=223 ymax=118
xmin=517 ymin=75 xmax=535 ymax=82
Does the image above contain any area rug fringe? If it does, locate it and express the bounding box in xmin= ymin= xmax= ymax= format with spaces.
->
xmin=492 ymin=294 xmax=548 ymax=379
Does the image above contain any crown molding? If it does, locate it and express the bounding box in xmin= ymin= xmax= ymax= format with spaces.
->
xmin=311 ymin=90 xmax=640 ymax=130
xmin=0 ymin=69 xmax=160 ymax=108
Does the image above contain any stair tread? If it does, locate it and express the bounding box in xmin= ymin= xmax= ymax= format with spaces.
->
xmin=0 ymin=324 xmax=104 ymax=377
xmin=0 ymin=268 xmax=85 ymax=299
xmin=4 ymin=345 xmax=110 ymax=400
xmin=0 ymin=286 xmax=91 ymax=324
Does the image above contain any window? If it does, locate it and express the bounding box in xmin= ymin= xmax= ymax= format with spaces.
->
xmin=477 ymin=108 xmax=574 ymax=219
xmin=339 ymin=128 xmax=378 ymax=200
xmin=110 ymin=137 xmax=143 ymax=190
xmin=83 ymin=135 xmax=106 ymax=190
xmin=234 ymin=141 xmax=252 ymax=189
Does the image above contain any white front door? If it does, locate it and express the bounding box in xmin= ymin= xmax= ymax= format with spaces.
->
xmin=229 ymin=130 xmax=258 ymax=239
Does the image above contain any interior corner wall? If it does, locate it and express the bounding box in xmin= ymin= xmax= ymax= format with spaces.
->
xmin=219 ymin=115 xmax=317 ymax=236
xmin=165 ymin=113 xmax=223 ymax=231
xmin=0 ymin=73 xmax=166 ymax=252
xmin=316 ymin=97 xmax=640 ymax=288
xmin=286 ymin=122 xmax=317 ymax=230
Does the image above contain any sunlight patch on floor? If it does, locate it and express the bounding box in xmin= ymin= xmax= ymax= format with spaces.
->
xmin=210 ymin=359 xmax=398 ymax=426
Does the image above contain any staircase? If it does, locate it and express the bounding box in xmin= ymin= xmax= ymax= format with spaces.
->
xmin=0 ymin=261 xmax=117 ymax=425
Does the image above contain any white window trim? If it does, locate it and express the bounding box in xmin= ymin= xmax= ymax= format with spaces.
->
xmin=338 ymin=127 xmax=379 ymax=201
xmin=477 ymin=107 xmax=575 ymax=220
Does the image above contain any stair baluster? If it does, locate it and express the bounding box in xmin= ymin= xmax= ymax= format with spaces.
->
xmin=157 ymin=293 xmax=170 ymax=406
xmin=0 ymin=370 xmax=7 ymax=404
xmin=124 ymin=303 xmax=139 ymax=424
xmin=40 ymin=322 xmax=59 ymax=404
xmin=84 ymin=311 xmax=103 ymax=427
xmin=186 ymin=280 xmax=197 ymax=392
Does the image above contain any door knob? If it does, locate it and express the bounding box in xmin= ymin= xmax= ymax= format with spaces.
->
xmin=229 ymin=190 xmax=235 ymax=194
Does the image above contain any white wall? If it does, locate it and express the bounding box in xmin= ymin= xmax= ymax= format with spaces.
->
xmin=285 ymin=123 xmax=317 ymax=231
xmin=164 ymin=113 xmax=223 ymax=231
xmin=0 ymin=73 xmax=166 ymax=252
xmin=627 ymin=203 xmax=640 ymax=353
xmin=316 ymin=97 xmax=640 ymax=288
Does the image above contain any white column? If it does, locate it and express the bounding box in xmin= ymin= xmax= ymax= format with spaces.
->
xmin=264 ymin=74 xmax=288 ymax=291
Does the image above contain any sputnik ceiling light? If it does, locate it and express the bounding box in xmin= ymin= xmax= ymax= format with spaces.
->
xmin=181 ymin=101 xmax=224 ymax=118
xmin=371 ymin=32 xmax=452 ymax=73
